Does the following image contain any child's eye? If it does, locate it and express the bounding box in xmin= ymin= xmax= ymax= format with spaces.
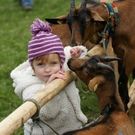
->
xmin=52 ymin=62 xmax=57 ymax=65
xmin=38 ymin=63 xmax=44 ymax=66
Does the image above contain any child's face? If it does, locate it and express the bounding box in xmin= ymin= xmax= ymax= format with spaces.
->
xmin=32 ymin=53 xmax=61 ymax=82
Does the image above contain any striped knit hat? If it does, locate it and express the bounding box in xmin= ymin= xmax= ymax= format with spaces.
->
xmin=28 ymin=18 xmax=65 ymax=69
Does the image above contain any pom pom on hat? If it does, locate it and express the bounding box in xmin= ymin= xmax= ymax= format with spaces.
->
xmin=30 ymin=18 xmax=52 ymax=37
xmin=28 ymin=18 xmax=65 ymax=69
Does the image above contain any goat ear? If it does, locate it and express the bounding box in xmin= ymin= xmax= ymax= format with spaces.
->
xmin=45 ymin=14 xmax=68 ymax=25
xmin=91 ymin=11 xmax=106 ymax=23
xmin=45 ymin=18 xmax=67 ymax=24
xmin=88 ymin=76 xmax=105 ymax=91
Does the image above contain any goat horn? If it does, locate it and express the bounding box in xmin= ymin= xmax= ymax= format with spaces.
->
xmin=81 ymin=0 xmax=87 ymax=8
xmin=103 ymin=56 xmax=121 ymax=62
xmin=97 ymin=62 xmax=114 ymax=72
xmin=71 ymin=0 xmax=75 ymax=9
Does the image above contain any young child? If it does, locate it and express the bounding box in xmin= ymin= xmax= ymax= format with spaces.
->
xmin=11 ymin=18 xmax=88 ymax=135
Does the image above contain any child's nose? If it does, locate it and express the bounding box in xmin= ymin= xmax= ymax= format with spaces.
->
xmin=45 ymin=66 xmax=51 ymax=72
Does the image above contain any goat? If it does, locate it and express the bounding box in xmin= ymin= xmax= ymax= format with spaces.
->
xmin=45 ymin=0 xmax=105 ymax=46
xmin=46 ymin=0 xmax=135 ymax=111
xmin=46 ymin=0 xmax=103 ymax=50
xmin=62 ymin=55 xmax=135 ymax=135
xmin=46 ymin=0 xmax=114 ymax=49
xmin=47 ymin=0 xmax=113 ymax=50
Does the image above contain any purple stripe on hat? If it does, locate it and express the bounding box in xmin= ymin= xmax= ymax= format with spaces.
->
xmin=28 ymin=45 xmax=63 ymax=54
xmin=30 ymin=34 xmax=59 ymax=42
xmin=28 ymin=41 xmax=62 ymax=50
xmin=29 ymin=38 xmax=59 ymax=46
xmin=35 ymin=32 xmax=56 ymax=38
xmin=28 ymin=38 xmax=62 ymax=48
xmin=29 ymin=47 xmax=65 ymax=57
xmin=28 ymin=48 xmax=64 ymax=56
xmin=29 ymin=34 xmax=60 ymax=44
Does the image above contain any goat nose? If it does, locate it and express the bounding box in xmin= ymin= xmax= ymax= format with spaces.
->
xmin=71 ymin=38 xmax=77 ymax=46
xmin=67 ymin=58 xmax=72 ymax=67
xmin=67 ymin=58 xmax=74 ymax=69
xmin=71 ymin=43 xmax=77 ymax=47
xmin=71 ymin=41 xmax=77 ymax=47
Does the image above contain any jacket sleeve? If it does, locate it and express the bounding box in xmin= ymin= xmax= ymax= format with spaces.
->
xmin=63 ymin=45 xmax=88 ymax=71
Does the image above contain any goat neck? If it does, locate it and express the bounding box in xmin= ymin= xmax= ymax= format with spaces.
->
xmin=88 ymin=71 xmax=124 ymax=112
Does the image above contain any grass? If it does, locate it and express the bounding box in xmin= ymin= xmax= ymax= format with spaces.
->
xmin=0 ymin=0 xmax=134 ymax=135
xmin=0 ymin=0 xmax=100 ymax=134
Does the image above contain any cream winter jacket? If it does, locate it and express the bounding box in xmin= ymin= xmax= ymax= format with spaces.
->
xmin=10 ymin=46 xmax=88 ymax=135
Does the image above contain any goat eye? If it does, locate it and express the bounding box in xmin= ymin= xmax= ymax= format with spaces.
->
xmin=83 ymin=68 xmax=89 ymax=74
xmin=86 ymin=17 xmax=90 ymax=26
xmin=86 ymin=21 xmax=90 ymax=26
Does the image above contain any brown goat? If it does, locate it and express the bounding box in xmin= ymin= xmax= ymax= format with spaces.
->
xmin=46 ymin=0 xmax=135 ymax=111
xmin=62 ymin=55 xmax=135 ymax=135
xmin=46 ymin=0 xmax=102 ymax=50
xmin=46 ymin=0 xmax=113 ymax=49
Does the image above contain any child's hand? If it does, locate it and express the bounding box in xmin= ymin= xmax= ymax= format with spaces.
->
xmin=46 ymin=70 xmax=66 ymax=85
xmin=70 ymin=46 xmax=82 ymax=58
